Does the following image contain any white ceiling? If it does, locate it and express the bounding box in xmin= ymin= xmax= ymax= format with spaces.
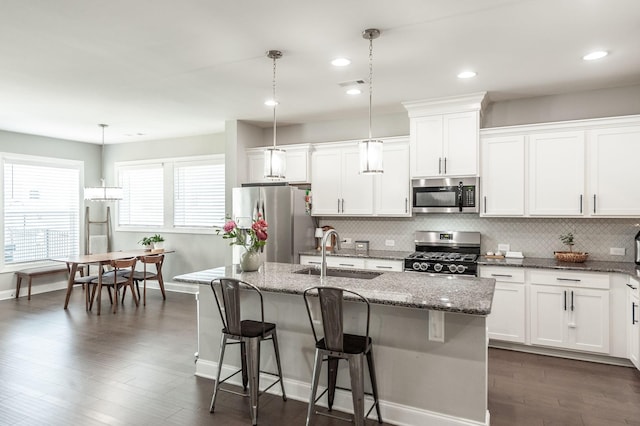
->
xmin=1 ymin=0 xmax=639 ymax=144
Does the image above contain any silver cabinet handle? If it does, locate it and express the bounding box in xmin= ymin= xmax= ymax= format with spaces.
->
xmin=405 ymin=197 xmax=408 ymax=213
xmin=593 ymin=194 xmax=596 ymax=214
xmin=444 ymin=157 xmax=447 ymax=174
xmin=308 ymin=261 xmax=321 ymax=265
xmin=376 ymin=265 xmax=393 ymax=269
xmin=580 ymin=194 xmax=583 ymax=214
xmin=337 ymin=199 xmax=340 ymax=213
xmin=341 ymin=198 xmax=344 ymax=213
xmin=491 ymin=274 xmax=513 ymax=278
xmin=484 ymin=196 xmax=487 ymax=214
xmin=339 ymin=263 xmax=355 ymax=267
xmin=564 ymin=290 xmax=567 ymax=311
xmin=556 ymin=277 xmax=581 ymax=282
xmin=626 ymin=283 xmax=638 ymax=290
xmin=633 ymin=302 xmax=638 ymax=324
xmin=438 ymin=157 xmax=442 ymax=174
xmin=571 ymin=290 xmax=574 ymax=311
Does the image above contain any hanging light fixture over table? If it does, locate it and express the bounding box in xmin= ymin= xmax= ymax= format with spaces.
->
xmin=264 ymin=50 xmax=286 ymax=179
xmin=360 ymin=28 xmax=384 ymax=174
xmin=84 ymin=124 xmax=123 ymax=201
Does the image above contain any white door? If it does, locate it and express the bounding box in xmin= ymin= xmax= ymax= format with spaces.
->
xmin=341 ymin=147 xmax=374 ymax=215
xmin=480 ymin=135 xmax=525 ymax=216
xmin=443 ymin=111 xmax=478 ymax=176
xmin=410 ymin=115 xmax=443 ymax=177
xmin=589 ymin=126 xmax=640 ymax=216
xmin=569 ymin=288 xmax=610 ymax=353
xmin=285 ymin=149 xmax=310 ymax=183
xmin=528 ymin=131 xmax=585 ymax=216
xmin=530 ymin=284 xmax=569 ymax=349
xmin=311 ymin=149 xmax=341 ymax=215
xmin=375 ymin=141 xmax=410 ymax=216
xmin=487 ymin=282 xmax=526 ymax=343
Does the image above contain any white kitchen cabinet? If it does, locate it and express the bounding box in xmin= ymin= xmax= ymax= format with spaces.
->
xmin=374 ymin=139 xmax=411 ymax=216
xmin=300 ymin=255 xmax=402 ymax=272
xmin=409 ymin=111 xmax=479 ymax=178
xmin=246 ymin=144 xmax=311 ymax=184
xmin=311 ymin=143 xmax=373 ymax=216
xmin=628 ymin=277 xmax=640 ymax=370
xmin=529 ymin=270 xmax=610 ymax=354
xmin=528 ymin=131 xmax=585 ymax=216
xmin=480 ymin=266 xmax=526 ymax=343
xmin=364 ymin=258 xmax=403 ymax=272
xmin=404 ymin=92 xmax=486 ymax=179
xmin=480 ymin=135 xmax=525 ymax=216
xmin=589 ymin=125 xmax=640 ymax=216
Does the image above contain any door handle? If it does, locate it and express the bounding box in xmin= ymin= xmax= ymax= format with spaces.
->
xmin=405 ymin=197 xmax=408 ymax=213
xmin=564 ymin=290 xmax=567 ymax=311
xmin=491 ymin=274 xmax=513 ymax=278
xmin=484 ymin=196 xmax=487 ymax=214
xmin=341 ymin=199 xmax=344 ymax=213
xmin=376 ymin=265 xmax=393 ymax=269
xmin=337 ymin=199 xmax=340 ymax=213
xmin=571 ymin=290 xmax=574 ymax=311
xmin=339 ymin=263 xmax=355 ymax=267
xmin=579 ymin=194 xmax=583 ymax=214
xmin=633 ymin=302 xmax=638 ymax=324
xmin=593 ymin=194 xmax=597 ymax=214
xmin=626 ymin=283 xmax=638 ymax=290
xmin=556 ymin=277 xmax=581 ymax=282
xmin=438 ymin=158 xmax=442 ymax=174
xmin=444 ymin=157 xmax=447 ymax=174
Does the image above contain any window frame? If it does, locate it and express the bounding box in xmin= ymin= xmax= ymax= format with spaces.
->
xmin=115 ymin=154 xmax=224 ymax=235
xmin=1 ymin=152 xmax=84 ymax=272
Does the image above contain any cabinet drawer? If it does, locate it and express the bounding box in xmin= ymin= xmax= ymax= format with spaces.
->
xmin=529 ymin=269 xmax=610 ymax=290
xmin=300 ymin=255 xmax=322 ymax=266
xmin=365 ymin=258 xmax=403 ymax=272
xmin=327 ymin=257 xmax=366 ymax=269
xmin=479 ymin=266 xmax=525 ymax=283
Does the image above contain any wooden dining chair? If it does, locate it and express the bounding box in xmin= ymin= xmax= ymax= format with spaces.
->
xmin=124 ymin=254 xmax=166 ymax=306
xmin=89 ymin=257 xmax=139 ymax=314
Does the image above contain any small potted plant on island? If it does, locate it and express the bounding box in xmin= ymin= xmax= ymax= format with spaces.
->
xmin=555 ymin=232 xmax=588 ymax=263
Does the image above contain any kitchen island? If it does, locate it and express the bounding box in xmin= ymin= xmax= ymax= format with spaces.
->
xmin=175 ymin=262 xmax=495 ymax=426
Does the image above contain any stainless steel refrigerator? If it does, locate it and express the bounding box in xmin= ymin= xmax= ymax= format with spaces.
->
xmin=232 ymin=184 xmax=315 ymax=264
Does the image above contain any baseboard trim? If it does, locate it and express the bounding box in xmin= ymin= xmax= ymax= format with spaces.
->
xmin=195 ymin=358 xmax=489 ymax=426
xmin=0 ymin=280 xmax=68 ymax=301
xmin=489 ymin=340 xmax=634 ymax=367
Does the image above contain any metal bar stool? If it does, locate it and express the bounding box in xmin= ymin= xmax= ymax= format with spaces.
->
xmin=303 ymin=286 xmax=383 ymax=426
xmin=209 ymin=278 xmax=287 ymax=425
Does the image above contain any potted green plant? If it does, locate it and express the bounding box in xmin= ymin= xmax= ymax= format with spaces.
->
xmin=555 ymin=232 xmax=588 ymax=263
xmin=139 ymin=236 xmax=154 ymax=250
xmin=150 ymin=234 xmax=165 ymax=250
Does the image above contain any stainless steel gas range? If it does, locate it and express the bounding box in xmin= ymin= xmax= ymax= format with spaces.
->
xmin=404 ymin=231 xmax=481 ymax=276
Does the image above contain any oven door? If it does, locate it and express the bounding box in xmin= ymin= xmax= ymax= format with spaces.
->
xmin=412 ymin=177 xmax=479 ymax=213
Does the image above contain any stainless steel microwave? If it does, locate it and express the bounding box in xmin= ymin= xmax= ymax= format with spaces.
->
xmin=412 ymin=177 xmax=480 ymax=213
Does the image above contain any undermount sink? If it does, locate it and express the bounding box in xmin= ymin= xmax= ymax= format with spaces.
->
xmin=293 ymin=267 xmax=382 ymax=280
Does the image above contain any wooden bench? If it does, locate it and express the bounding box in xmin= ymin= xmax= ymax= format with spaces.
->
xmin=15 ymin=265 xmax=69 ymax=300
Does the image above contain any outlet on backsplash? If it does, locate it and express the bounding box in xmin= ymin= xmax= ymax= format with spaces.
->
xmin=385 ymin=240 xmax=395 ymax=247
xmin=610 ymin=247 xmax=625 ymax=256
xmin=498 ymin=243 xmax=510 ymax=252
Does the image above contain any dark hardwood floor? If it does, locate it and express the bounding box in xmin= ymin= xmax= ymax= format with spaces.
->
xmin=1 ymin=288 xmax=639 ymax=425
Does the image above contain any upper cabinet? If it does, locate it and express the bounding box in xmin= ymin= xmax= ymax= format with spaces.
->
xmin=246 ymin=144 xmax=311 ymax=184
xmin=480 ymin=115 xmax=640 ymax=218
xmin=311 ymin=137 xmax=410 ymax=217
xmin=404 ymin=92 xmax=487 ymax=179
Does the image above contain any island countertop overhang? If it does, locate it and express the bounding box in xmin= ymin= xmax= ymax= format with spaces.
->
xmin=174 ymin=262 xmax=495 ymax=316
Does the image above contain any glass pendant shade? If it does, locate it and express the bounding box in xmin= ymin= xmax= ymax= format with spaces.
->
xmin=359 ymin=139 xmax=384 ymax=174
xmin=264 ymin=147 xmax=286 ymax=179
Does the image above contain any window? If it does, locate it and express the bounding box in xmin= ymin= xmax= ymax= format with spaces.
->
xmin=116 ymin=155 xmax=225 ymax=231
xmin=2 ymin=154 xmax=81 ymax=266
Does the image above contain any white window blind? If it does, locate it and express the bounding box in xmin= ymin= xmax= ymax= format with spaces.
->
xmin=174 ymin=160 xmax=225 ymax=227
xmin=3 ymin=159 xmax=80 ymax=264
xmin=118 ymin=165 xmax=164 ymax=227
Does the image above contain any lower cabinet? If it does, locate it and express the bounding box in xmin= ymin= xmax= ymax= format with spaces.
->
xmin=300 ymin=255 xmax=403 ymax=272
xmin=480 ymin=267 xmax=526 ymax=343
xmin=629 ymin=278 xmax=640 ymax=369
xmin=529 ymin=270 xmax=610 ymax=354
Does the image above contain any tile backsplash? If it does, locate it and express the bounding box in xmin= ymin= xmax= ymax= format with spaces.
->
xmin=320 ymin=215 xmax=640 ymax=262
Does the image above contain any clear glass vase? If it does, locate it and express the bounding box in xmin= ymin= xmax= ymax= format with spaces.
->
xmin=240 ymin=250 xmax=261 ymax=272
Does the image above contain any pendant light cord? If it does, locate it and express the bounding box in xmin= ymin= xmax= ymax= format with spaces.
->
xmin=368 ymin=36 xmax=373 ymax=141
xmin=99 ymin=123 xmax=107 ymax=187
xmin=272 ymin=54 xmax=277 ymax=149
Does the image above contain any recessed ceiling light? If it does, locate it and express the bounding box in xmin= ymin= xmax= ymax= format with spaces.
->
xmin=331 ymin=57 xmax=351 ymax=67
xmin=583 ymin=50 xmax=608 ymax=61
xmin=346 ymin=88 xmax=361 ymax=95
xmin=457 ymin=71 xmax=477 ymax=79
xmin=264 ymin=99 xmax=278 ymax=106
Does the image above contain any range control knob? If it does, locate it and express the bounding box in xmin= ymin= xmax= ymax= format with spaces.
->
xmin=456 ymin=265 xmax=467 ymax=273
xmin=448 ymin=264 xmax=458 ymax=273
xmin=412 ymin=262 xmax=421 ymax=271
xmin=433 ymin=263 xmax=443 ymax=272
xmin=420 ymin=262 xmax=429 ymax=271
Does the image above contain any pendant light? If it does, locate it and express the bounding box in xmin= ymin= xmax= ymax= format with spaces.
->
xmin=84 ymin=124 xmax=123 ymax=201
xmin=359 ymin=28 xmax=384 ymax=174
xmin=264 ymin=50 xmax=286 ymax=179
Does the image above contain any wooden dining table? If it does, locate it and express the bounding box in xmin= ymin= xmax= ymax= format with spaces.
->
xmin=53 ymin=249 xmax=168 ymax=314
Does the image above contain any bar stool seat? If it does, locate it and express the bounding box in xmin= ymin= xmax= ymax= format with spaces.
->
xmin=209 ymin=278 xmax=287 ymax=426
xmin=303 ymin=286 xmax=383 ymax=426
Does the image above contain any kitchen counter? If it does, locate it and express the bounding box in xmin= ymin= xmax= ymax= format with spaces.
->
xmin=176 ymin=262 xmax=493 ymax=425
xmin=478 ymin=256 xmax=640 ymax=278
xmin=299 ymin=248 xmax=412 ymax=261
xmin=174 ymin=261 xmax=495 ymax=316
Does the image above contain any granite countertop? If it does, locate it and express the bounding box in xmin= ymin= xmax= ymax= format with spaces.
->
xmin=478 ymin=256 xmax=640 ymax=278
xmin=174 ymin=262 xmax=495 ymax=316
xmin=299 ymin=249 xmax=412 ymax=261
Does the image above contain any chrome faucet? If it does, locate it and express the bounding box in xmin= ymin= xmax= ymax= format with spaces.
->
xmin=320 ymin=229 xmax=341 ymax=279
